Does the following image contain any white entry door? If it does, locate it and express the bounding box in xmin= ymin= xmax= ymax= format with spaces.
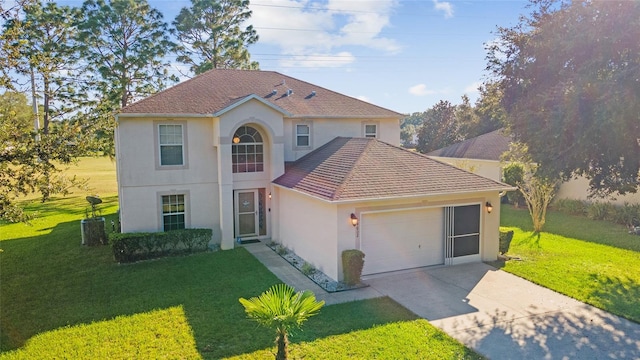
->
xmin=234 ymin=190 xmax=259 ymax=238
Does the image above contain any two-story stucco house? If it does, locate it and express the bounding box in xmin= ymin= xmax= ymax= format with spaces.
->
xmin=116 ymin=69 xmax=512 ymax=282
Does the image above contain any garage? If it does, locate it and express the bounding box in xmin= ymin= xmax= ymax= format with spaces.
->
xmin=360 ymin=207 xmax=444 ymax=275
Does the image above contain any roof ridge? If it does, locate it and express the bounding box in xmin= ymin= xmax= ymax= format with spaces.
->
xmin=333 ymin=137 xmax=376 ymax=200
xmin=269 ymin=72 xmax=405 ymax=117
xmin=120 ymin=69 xmax=269 ymax=113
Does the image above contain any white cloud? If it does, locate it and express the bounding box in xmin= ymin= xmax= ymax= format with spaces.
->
xmin=408 ymin=84 xmax=451 ymax=97
xmin=280 ymin=52 xmax=356 ymax=68
xmin=464 ymin=82 xmax=482 ymax=94
xmin=249 ymin=0 xmax=401 ymax=68
xmin=432 ymin=0 xmax=453 ymax=18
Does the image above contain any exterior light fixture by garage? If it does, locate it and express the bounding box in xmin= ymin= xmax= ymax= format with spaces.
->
xmin=268 ymin=192 xmax=272 ymax=199
xmin=485 ymin=201 xmax=493 ymax=214
xmin=233 ymin=136 xmax=240 ymax=144
xmin=350 ymin=213 xmax=358 ymax=227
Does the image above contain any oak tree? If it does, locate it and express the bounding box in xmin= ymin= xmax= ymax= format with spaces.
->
xmin=487 ymin=0 xmax=640 ymax=197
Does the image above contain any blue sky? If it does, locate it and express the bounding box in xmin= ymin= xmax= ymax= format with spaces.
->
xmin=54 ymin=0 xmax=530 ymax=114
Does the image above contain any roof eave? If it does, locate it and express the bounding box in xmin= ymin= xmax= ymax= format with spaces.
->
xmin=273 ymin=183 xmax=517 ymax=205
xmin=116 ymin=113 xmax=214 ymax=119
xmin=288 ymin=114 xmax=403 ymax=120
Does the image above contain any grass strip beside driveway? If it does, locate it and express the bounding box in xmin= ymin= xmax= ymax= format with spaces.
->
xmin=498 ymin=206 xmax=640 ymax=323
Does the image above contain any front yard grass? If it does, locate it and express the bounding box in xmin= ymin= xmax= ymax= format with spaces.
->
xmin=0 ymin=157 xmax=483 ymax=359
xmin=498 ymin=205 xmax=640 ymax=323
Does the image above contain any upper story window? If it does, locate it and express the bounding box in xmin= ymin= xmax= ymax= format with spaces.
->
xmin=364 ymin=124 xmax=377 ymax=138
xmin=159 ymin=124 xmax=184 ymax=166
xmin=232 ymin=125 xmax=264 ymax=173
xmin=296 ymin=124 xmax=310 ymax=147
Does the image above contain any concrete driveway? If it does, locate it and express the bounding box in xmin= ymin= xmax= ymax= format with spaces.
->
xmin=364 ymin=263 xmax=640 ymax=359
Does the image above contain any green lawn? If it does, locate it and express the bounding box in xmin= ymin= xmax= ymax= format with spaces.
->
xmin=498 ymin=205 xmax=640 ymax=323
xmin=0 ymin=157 xmax=482 ymax=359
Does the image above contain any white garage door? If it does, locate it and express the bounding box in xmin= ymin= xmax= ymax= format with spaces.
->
xmin=361 ymin=208 xmax=444 ymax=275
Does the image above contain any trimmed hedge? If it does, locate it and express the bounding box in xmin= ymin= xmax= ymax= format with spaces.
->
xmin=342 ymin=249 xmax=365 ymax=286
xmin=499 ymin=229 xmax=514 ymax=254
xmin=110 ymin=228 xmax=213 ymax=263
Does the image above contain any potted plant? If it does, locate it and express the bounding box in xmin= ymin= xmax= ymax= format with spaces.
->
xmin=81 ymin=195 xmax=107 ymax=246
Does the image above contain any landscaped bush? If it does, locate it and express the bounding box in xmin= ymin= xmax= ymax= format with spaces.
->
xmin=553 ymin=198 xmax=640 ymax=226
xmin=553 ymin=198 xmax=588 ymax=216
xmin=499 ymin=228 xmax=514 ymax=254
xmin=110 ymin=228 xmax=212 ymax=263
xmin=301 ymin=262 xmax=316 ymax=276
xmin=502 ymin=162 xmax=525 ymax=206
xmin=587 ymin=201 xmax=615 ymax=221
xmin=342 ymin=249 xmax=365 ymax=286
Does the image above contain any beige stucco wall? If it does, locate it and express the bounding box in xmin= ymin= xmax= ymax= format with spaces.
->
xmin=338 ymin=191 xmax=501 ymax=267
xmin=283 ymin=117 xmax=401 ymax=161
xmin=429 ymin=156 xmax=502 ymax=182
xmin=275 ymin=189 xmax=502 ymax=282
xmin=556 ymin=176 xmax=640 ymax=205
xmin=277 ymin=188 xmax=339 ymax=280
xmin=116 ymin=116 xmax=221 ymax=237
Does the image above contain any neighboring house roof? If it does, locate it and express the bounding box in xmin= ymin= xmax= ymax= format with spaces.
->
xmin=274 ymin=137 xmax=511 ymax=202
xmin=120 ymin=69 xmax=404 ymax=118
xmin=427 ymin=129 xmax=512 ymax=161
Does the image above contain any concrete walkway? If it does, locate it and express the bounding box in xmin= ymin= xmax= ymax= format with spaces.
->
xmin=245 ymin=243 xmax=640 ymax=359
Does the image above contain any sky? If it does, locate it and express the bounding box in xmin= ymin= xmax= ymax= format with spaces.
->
xmin=44 ymin=0 xmax=531 ymax=114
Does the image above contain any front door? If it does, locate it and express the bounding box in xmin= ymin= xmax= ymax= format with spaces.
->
xmin=234 ymin=190 xmax=259 ymax=238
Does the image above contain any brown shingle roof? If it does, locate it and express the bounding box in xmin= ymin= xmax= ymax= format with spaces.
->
xmin=427 ymin=129 xmax=512 ymax=161
xmin=120 ymin=69 xmax=403 ymax=118
xmin=274 ymin=137 xmax=512 ymax=202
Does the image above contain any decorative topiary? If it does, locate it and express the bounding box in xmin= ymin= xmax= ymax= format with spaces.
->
xmin=499 ymin=229 xmax=514 ymax=254
xmin=342 ymin=249 xmax=365 ymax=286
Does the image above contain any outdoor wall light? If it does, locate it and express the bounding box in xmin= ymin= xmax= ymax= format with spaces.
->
xmin=350 ymin=213 xmax=359 ymax=227
xmin=268 ymin=192 xmax=272 ymax=199
xmin=485 ymin=201 xmax=493 ymax=214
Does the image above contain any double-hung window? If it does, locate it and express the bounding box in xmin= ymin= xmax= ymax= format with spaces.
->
xmin=296 ymin=124 xmax=310 ymax=147
xmin=162 ymin=194 xmax=185 ymax=231
xmin=159 ymin=124 xmax=184 ymax=166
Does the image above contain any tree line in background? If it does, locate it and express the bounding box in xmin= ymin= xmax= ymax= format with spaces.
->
xmin=402 ymin=82 xmax=504 ymax=153
xmin=0 ymin=0 xmax=257 ymax=221
xmin=1 ymin=0 xmax=639 ymax=224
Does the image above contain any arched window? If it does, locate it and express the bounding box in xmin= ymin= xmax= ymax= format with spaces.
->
xmin=232 ymin=126 xmax=264 ymax=173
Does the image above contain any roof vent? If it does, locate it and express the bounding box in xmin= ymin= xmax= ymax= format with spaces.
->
xmin=310 ymin=91 xmax=316 ymax=97
xmin=271 ymin=89 xmax=277 ymax=95
xmin=286 ymin=89 xmax=293 ymax=96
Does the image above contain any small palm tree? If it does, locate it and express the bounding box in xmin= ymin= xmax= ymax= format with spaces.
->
xmin=239 ymin=284 xmax=324 ymax=360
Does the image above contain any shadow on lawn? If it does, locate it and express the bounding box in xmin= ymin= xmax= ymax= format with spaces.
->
xmin=1 ymin=216 xmax=410 ymax=359
xmin=587 ymin=273 xmax=640 ymax=323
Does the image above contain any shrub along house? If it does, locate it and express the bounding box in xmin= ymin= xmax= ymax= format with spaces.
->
xmin=115 ymin=69 xmax=512 ymax=282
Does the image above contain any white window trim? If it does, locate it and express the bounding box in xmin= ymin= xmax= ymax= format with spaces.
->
xmin=154 ymin=120 xmax=189 ymax=170
xmin=362 ymin=121 xmax=379 ymax=138
xmin=293 ymin=121 xmax=313 ymax=150
xmin=157 ymin=190 xmax=191 ymax=231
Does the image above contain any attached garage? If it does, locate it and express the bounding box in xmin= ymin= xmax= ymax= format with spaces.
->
xmin=361 ymin=207 xmax=444 ymax=275
xmin=273 ymin=137 xmax=513 ymax=283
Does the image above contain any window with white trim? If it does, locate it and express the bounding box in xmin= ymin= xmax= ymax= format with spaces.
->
xmin=296 ymin=124 xmax=310 ymax=147
xmin=232 ymin=125 xmax=264 ymax=173
xmin=162 ymin=194 xmax=185 ymax=231
xmin=159 ymin=124 xmax=184 ymax=166
xmin=364 ymin=124 xmax=377 ymax=138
